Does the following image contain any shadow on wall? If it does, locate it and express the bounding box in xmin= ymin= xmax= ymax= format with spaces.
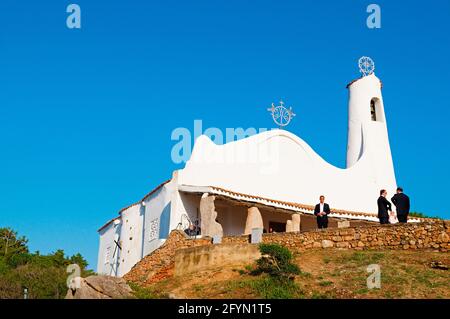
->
xmin=159 ymin=203 xmax=171 ymax=239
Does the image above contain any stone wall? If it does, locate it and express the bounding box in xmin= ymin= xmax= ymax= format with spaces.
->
xmin=125 ymin=220 xmax=449 ymax=286
xmin=260 ymin=220 xmax=449 ymax=251
xmin=299 ymin=214 xmax=376 ymax=231
xmin=174 ymin=244 xmax=260 ymax=276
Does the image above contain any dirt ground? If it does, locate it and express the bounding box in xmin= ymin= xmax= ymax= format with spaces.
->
xmin=132 ymin=249 xmax=450 ymax=299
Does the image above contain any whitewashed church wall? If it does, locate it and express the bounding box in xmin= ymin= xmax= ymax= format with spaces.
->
xmin=176 ymin=192 xmax=201 ymax=226
xmin=97 ymin=220 xmax=121 ymax=275
xmin=142 ymin=181 xmax=175 ymax=258
xmin=117 ymin=205 xmax=144 ymax=277
xmin=363 ymin=122 xmax=397 ymax=199
xmin=215 ymin=204 xmax=247 ymax=236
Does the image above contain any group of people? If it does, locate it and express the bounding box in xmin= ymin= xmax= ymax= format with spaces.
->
xmin=377 ymin=187 xmax=410 ymax=224
xmin=314 ymin=187 xmax=410 ymax=229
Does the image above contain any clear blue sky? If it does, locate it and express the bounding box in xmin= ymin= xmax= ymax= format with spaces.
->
xmin=1 ymin=0 xmax=449 ymax=269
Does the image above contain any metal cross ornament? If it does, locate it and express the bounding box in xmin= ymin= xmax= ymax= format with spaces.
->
xmin=268 ymin=100 xmax=296 ymax=128
xmin=358 ymin=56 xmax=375 ymax=76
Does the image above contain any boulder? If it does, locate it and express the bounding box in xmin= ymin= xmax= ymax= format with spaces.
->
xmin=65 ymin=275 xmax=133 ymax=299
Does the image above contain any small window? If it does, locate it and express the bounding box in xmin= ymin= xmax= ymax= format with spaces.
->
xmin=370 ymin=99 xmax=377 ymax=121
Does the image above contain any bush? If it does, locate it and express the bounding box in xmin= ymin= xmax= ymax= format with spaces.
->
xmin=7 ymin=253 xmax=31 ymax=268
xmin=0 ymin=227 xmax=94 ymax=299
xmin=252 ymin=243 xmax=300 ymax=281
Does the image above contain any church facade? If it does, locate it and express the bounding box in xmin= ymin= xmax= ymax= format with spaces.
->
xmin=97 ymin=69 xmax=411 ymax=277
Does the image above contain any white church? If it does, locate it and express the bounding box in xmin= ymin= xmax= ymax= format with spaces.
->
xmin=97 ymin=58 xmax=412 ymax=277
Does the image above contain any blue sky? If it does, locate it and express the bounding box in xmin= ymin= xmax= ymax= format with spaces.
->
xmin=0 ymin=0 xmax=449 ymax=268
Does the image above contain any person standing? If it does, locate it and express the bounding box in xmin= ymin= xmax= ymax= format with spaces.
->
xmin=314 ymin=195 xmax=330 ymax=229
xmin=391 ymin=187 xmax=410 ymax=223
xmin=377 ymin=189 xmax=392 ymax=224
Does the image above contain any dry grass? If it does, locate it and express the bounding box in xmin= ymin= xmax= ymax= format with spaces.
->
xmin=129 ymin=249 xmax=450 ymax=299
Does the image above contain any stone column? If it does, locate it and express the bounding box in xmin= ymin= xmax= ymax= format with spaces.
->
xmin=244 ymin=207 xmax=263 ymax=235
xmin=286 ymin=220 xmax=293 ymax=232
xmin=199 ymin=193 xmax=223 ymax=238
xmin=292 ymin=214 xmax=301 ymax=232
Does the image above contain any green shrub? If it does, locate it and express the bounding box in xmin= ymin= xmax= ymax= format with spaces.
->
xmin=252 ymin=243 xmax=300 ymax=281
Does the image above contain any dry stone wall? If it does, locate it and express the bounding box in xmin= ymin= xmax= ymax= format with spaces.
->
xmin=259 ymin=220 xmax=449 ymax=251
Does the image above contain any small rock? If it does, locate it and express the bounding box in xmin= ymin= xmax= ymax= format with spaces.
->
xmin=313 ymin=242 xmax=322 ymax=248
xmin=438 ymin=232 xmax=449 ymax=243
xmin=336 ymin=242 xmax=349 ymax=249
xmin=321 ymin=240 xmax=334 ymax=248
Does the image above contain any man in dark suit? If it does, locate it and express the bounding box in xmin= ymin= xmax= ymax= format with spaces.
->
xmin=391 ymin=187 xmax=410 ymax=223
xmin=377 ymin=189 xmax=392 ymax=224
xmin=314 ymin=195 xmax=330 ymax=229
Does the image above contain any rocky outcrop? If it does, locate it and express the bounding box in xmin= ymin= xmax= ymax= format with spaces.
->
xmin=65 ymin=275 xmax=133 ymax=299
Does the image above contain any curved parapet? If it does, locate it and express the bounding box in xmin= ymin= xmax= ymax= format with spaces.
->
xmin=178 ymin=127 xmax=391 ymax=214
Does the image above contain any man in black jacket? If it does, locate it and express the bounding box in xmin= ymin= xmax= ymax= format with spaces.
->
xmin=391 ymin=187 xmax=410 ymax=223
xmin=314 ymin=195 xmax=330 ymax=229
xmin=377 ymin=189 xmax=392 ymax=224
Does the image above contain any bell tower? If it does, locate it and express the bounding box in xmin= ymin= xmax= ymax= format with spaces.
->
xmin=346 ymin=57 xmax=397 ymax=196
